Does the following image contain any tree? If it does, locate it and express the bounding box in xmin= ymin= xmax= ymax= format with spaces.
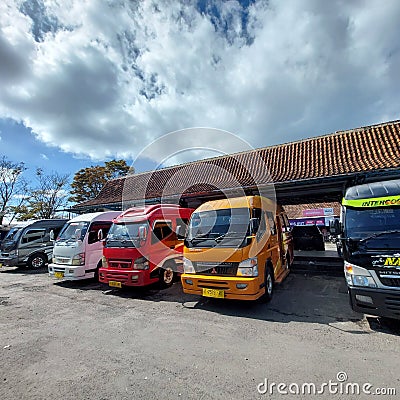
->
xmin=14 ymin=169 xmax=70 ymax=220
xmin=0 ymin=156 xmax=27 ymax=224
xmin=69 ymin=159 xmax=131 ymax=204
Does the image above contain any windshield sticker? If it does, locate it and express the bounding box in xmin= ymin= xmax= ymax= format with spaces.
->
xmin=343 ymin=196 xmax=400 ymax=208
xmin=372 ymin=254 xmax=400 ymax=267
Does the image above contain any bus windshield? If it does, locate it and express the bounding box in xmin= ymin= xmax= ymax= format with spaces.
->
xmin=3 ymin=226 xmax=23 ymax=243
xmin=58 ymin=222 xmax=89 ymax=242
xmin=186 ymin=208 xmax=251 ymax=248
xmin=106 ymin=221 xmax=149 ymax=248
xmin=345 ymin=207 xmax=400 ymax=238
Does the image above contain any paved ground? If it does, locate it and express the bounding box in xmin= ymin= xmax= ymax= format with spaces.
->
xmin=1 ymin=265 xmax=399 ymax=399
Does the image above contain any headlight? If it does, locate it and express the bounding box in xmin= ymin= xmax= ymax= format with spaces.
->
xmin=344 ymin=261 xmax=376 ymax=288
xmin=183 ymin=257 xmax=195 ymax=274
xmin=237 ymin=258 xmax=258 ymax=277
xmin=102 ymin=255 xmax=108 ymax=268
xmin=133 ymin=256 xmax=149 ymax=270
xmin=72 ymin=253 xmax=85 ymax=266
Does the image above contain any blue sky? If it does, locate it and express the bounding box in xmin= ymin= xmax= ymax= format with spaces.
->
xmin=1 ymin=0 xmax=400 ymax=187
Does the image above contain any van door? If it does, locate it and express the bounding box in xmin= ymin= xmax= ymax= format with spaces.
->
xmin=85 ymin=222 xmax=113 ymax=273
xmin=265 ymin=211 xmax=281 ymax=277
xmin=19 ymin=228 xmax=47 ymax=261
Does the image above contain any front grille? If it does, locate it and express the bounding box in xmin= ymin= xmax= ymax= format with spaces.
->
xmin=108 ymin=259 xmax=132 ymax=269
xmin=195 ymin=262 xmax=238 ymax=276
xmin=104 ymin=272 xmax=130 ymax=282
xmin=380 ymin=278 xmax=400 ymax=288
xmin=54 ymin=257 xmax=70 ymax=265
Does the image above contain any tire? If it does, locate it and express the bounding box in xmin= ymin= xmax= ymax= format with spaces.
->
xmin=159 ymin=263 xmax=175 ymax=289
xmin=94 ymin=261 xmax=102 ymax=281
xmin=27 ymin=253 xmax=47 ymax=269
xmin=259 ymin=265 xmax=274 ymax=303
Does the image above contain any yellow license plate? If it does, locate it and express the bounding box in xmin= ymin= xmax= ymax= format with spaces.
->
xmin=54 ymin=272 xmax=64 ymax=279
xmin=109 ymin=281 xmax=122 ymax=288
xmin=0 ymin=263 xmax=2 ymax=268
xmin=202 ymin=288 xmax=224 ymax=298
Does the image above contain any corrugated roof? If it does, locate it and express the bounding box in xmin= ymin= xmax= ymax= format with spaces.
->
xmin=77 ymin=120 xmax=400 ymax=209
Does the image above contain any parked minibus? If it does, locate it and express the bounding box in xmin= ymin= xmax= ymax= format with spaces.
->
xmin=181 ymin=196 xmax=293 ymax=301
xmin=0 ymin=219 xmax=67 ymax=269
xmin=99 ymin=204 xmax=194 ymax=288
xmin=48 ymin=211 xmax=121 ymax=280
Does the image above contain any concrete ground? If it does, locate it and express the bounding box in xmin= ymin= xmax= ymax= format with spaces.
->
xmin=0 ymin=265 xmax=399 ymax=399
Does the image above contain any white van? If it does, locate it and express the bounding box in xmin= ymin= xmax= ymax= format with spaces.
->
xmin=48 ymin=211 xmax=121 ymax=280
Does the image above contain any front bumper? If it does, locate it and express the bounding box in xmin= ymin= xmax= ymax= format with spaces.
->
xmin=98 ymin=268 xmax=158 ymax=287
xmin=48 ymin=263 xmax=95 ymax=280
xmin=348 ymin=286 xmax=400 ymax=320
xmin=0 ymin=255 xmax=19 ymax=267
xmin=181 ymin=274 xmax=264 ymax=301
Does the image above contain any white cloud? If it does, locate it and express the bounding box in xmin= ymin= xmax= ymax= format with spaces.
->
xmin=0 ymin=0 xmax=399 ymax=164
xmin=40 ymin=153 xmax=48 ymax=160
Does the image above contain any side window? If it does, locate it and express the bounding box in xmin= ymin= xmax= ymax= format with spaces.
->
xmin=152 ymin=221 xmax=172 ymax=244
xmin=266 ymin=211 xmax=277 ymax=236
xmin=88 ymin=222 xmax=112 ymax=245
xmin=252 ymin=208 xmax=266 ymax=241
xmin=176 ymin=218 xmax=189 ymax=239
xmin=52 ymin=226 xmax=64 ymax=240
xmin=21 ymin=229 xmax=46 ymax=244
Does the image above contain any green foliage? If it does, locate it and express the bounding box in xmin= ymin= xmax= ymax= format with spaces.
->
xmin=69 ymin=159 xmax=131 ymax=204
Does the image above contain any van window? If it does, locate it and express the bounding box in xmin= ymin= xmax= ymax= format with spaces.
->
xmin=266 ymin=211 xmax=277 ymax=236
xmin=152 ymin=221 xmax=173 ymax=244
xmin=21 ymin=229 xmax=46 ymax=244
xmin=176 ymin=218 xmax=189 ymax=239
xmin=88 ymin=222 xmax=113 ymax=245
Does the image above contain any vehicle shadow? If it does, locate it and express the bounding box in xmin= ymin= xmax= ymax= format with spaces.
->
xmin=366 ymin=316 xmax=400 ymax=336
xmin=0 ymin=266 xmax=48 ymax=275
xmin=178 ymin=274 xmax=368 ymax=328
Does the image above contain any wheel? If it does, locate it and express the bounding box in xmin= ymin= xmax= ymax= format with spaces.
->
xmin=27 ymin=253 xmax=47 ymax=269
xmin=159 ymin=263 xmax=175 ymax=288
xmin=259 ymin=265 xmax=274 ymax=303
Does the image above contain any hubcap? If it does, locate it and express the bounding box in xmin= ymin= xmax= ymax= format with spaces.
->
xmin=32 ymin=257 xmax=44 ymax=268
xmin=164 ymin=268 xmax=173 ymax=284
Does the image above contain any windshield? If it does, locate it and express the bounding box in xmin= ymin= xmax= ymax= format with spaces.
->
xmin=105 ymin=221 xmax=149 ymax=248
xmin=186 ymin=208 xmax=251 ymax=248
xmin=3 ymin=226 xmax=23 ymax=243
xmin=58 ymin=221 xmax=89 ymax=242
xmin=345 ymin=207 xmax=400 ymax=238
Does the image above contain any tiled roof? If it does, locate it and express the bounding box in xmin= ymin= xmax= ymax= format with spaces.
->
xmin=78 ymin=120 xmax=400 ymax=208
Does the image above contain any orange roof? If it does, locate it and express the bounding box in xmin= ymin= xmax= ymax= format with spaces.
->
xmin=77 ymin=120 xmax=400 ymax=209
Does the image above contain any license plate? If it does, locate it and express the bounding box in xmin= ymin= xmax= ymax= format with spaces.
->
xmin=109 ymin=281 xmax=122 ymax=288
xmin=0 ymin=263 xmax=2 ymax=268
xmin=54 ymin=272 xmax=64 ymax=279
xmin=202 ymin=288 xmax=224 ymax=298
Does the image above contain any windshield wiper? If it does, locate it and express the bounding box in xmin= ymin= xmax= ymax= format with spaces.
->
xmin=360 ymin=230 xmax=400 ymax=242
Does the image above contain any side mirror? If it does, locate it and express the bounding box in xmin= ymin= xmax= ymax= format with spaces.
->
xmin=250 ymin=218 xmax=260 ymax=235
xmin=97 ymin=229 xmax=104 ymax=241
xmin=330 ymin=220 xmax=341 ymax=236
xmin=49 ymin=230 xmax=55 ymax=242
xmin=74 ymin=228 xmax=82 ymax=240
xmin=138 ymin=225 xmax=147 ymax=242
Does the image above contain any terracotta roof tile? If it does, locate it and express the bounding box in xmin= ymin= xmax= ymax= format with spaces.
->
xmin=78 ymin=120 xmax=400 ymax=208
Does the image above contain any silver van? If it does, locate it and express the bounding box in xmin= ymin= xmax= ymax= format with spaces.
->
xmin=0 ymin=219 xmax=67 ymax=269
